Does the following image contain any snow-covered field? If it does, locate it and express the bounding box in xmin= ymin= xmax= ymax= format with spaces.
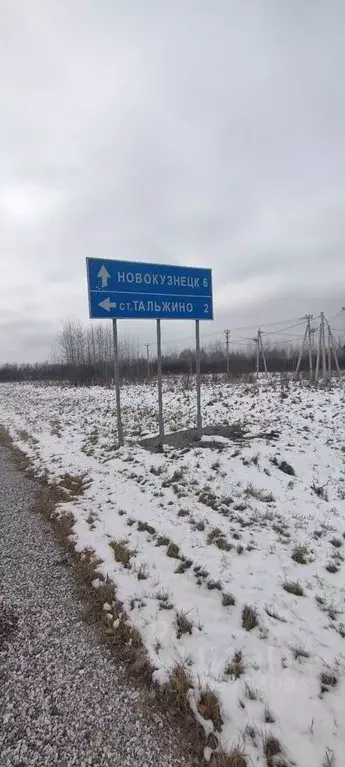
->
xmin=1 ymin=375 xmax=345 ymax=767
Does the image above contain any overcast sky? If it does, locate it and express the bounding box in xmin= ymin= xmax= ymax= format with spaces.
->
xmin=1 ymin=0 xmax=345 ymax=363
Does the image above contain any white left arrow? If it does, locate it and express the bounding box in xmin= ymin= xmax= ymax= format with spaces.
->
xmin=99 ymin=297 xmax=117 ymax=312
xmin=97 ymin=264 xmax=111 ymax=287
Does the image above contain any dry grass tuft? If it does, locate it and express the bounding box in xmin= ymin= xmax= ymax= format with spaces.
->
xmin=226 ymin=651 xmax=245 ymax=680
xmin=330 ymin=537 xmax=342 ymax=548
xmin=0 ymin=427 xmax=32 ymax=472
xmin=86 ymin=512 xmax=97 ymax=529
xmin=198 ymin=688 xmax=223 ymax=732
xmin=283 ymin=581 xmax=304 ymax=596
xmin=207 ymin=579 xmax=222 ymax=591
xmin=264 ymin=735 xmax=284 ymax=766
xmin=216 ymin=537 xmax=232 ymax=552
xmin=155 ymin=535 xmax=170 ymax=547
xmin=211 ymin=749 xmax=247 ymax=766
xmin=156 ymin=590 xmax=173 ymax=610
xmin=265 ymin=604 xmax=287 ymax=622
xmin=59 ymin=472 xmax=87 ymax=497
xmin=137 ymin=520 xmax=156 ymax=535
xmin=137 ymin=563 xmax=149 ymax=580
xmin=244 ymin=683 xmax=257 ymax=701
xmin=222 ymin=592 xmax=236 ymax=607
xmin=291 ymin=545 xmax=309 ymax=564
xmin=109 ymin=539 xmax=133 ymax=568
xmin=175 ymin=610 xmax=193 ymax=638
xmin=325 ymin=563 xmax=339 ymax=573
xmin=168 ymin=663 xmax=192 ymax=709
xmin=175 ymin=558 xmax=193 ymax=574
xmin=291 ymin=645 xmax=310 ymax=661
xmin=35 ymin=483 xmax=76 ymax=547
xmin=311 ymin=482 xmax=328 ymax=501
xmin=242 ymin=604 xmax=258 ymax=631
xmin=98 ymin=576 xmax=116 ymax=606
xmin=244 ymin=483 xmax=275 ymax=503
xmin=78 ymin=547 xmax=103 ymax=586
xmin=109 ymin=619 xmax=152 ymax=683
xmin=36 ymin=483 xmax=68 ymax=514
xmin=207 ymin=527 xmax=224 ymax=544
xmin=320 ymin=671 xmax=338 ymax=694
xmin=166 ymin=542 xmax=180 ymax=559
xmin=207 ymin=527 xmax=231 ymax=551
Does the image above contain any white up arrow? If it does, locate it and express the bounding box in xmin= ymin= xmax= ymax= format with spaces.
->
xmin=99 ymin=297 xmax=117 ymax=312
xmin=97 ymin=264 xmax=111 ymax=287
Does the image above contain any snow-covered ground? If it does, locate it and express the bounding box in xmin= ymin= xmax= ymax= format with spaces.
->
xmin=1 ymin=375 xmax=345 ymax=767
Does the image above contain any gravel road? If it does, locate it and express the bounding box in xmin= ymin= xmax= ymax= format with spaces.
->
xmin=0 ymin=446 xmax=193 ymax=767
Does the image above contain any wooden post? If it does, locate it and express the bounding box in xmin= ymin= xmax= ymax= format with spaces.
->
xmin=259 ymin=330 xmax=268 ymax=373
xmin=315 ymin=319 xmax=322 ymax=383
xmin=327 ymin=324 xmax=332 ymax=379
xmin=321 ymin=312 xmax=327 ymax=379
xmin=330 ymin=330 xmax=341 ymax=376
xmin=307 ymin=316 xmax=313 ymax=380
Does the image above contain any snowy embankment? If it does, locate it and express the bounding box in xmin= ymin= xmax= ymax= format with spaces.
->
xmin=1 ymin=375 xmax=345 ymax=767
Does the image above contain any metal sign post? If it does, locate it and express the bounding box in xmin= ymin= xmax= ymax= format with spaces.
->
xmin=156 ymin=320 xmax=164 ymax=448
xmin=195 ymin=320 xmax=202 ymax=438
xmin=112 ymin=319 xmax=124 ymax=447
xmin=86 ymin=258 xmax=213 ymax=444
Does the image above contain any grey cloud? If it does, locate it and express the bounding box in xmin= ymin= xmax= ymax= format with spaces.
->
xmin=1 ymin=0 xmax=345 ymax=362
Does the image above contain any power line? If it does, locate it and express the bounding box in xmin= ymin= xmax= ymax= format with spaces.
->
xmin=331 ymin=334 xmax=345 ymax=350
xmin=261 ymin=320 xmax=309 ymax=336
xmin=149 ymin=312 xmax=340 ymax=358
xmin=158 ymin=314 xmax=311 ymax=347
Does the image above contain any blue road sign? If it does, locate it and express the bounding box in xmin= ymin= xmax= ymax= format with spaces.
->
xmin=86 ymin=258 xmax=213 ymax=320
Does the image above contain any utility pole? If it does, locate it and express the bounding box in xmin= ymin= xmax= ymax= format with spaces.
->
xmin=295 ymin=314 xmax=313 ymax=379
xmin=315 ymin=318 xmax=322 ymax=383
xmin=224 ymin=329 xmax=230 ymax=376
xmin=310 ymin=327 xmax=316 ymax=370
xmin=320 ymin=312 xmax=327 ymax=379
xmin=307 ymin=315 xmax=313 ymax=381
xmin=330 ymin=331 xmax=341 ymax=376
xmin=258 ymin=329 xmax=267 ymax=373
xmin=254 ymin=335 xmax=260 ymax=376
xmin=326 ymin=319 xmax=341 ymax=377
xmin=145 ymin=343 xmax=150 ymax=379
xmin=295 ymin=319 xmax=308 ymax=378
xmin=327 ymin=324 xmax=332 ymax=378
xmin=254 ymin=330 xmax=267 ymax=375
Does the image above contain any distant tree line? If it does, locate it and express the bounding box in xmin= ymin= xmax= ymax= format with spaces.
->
xmin=0 ymin=319 xmax=344 ymax=385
